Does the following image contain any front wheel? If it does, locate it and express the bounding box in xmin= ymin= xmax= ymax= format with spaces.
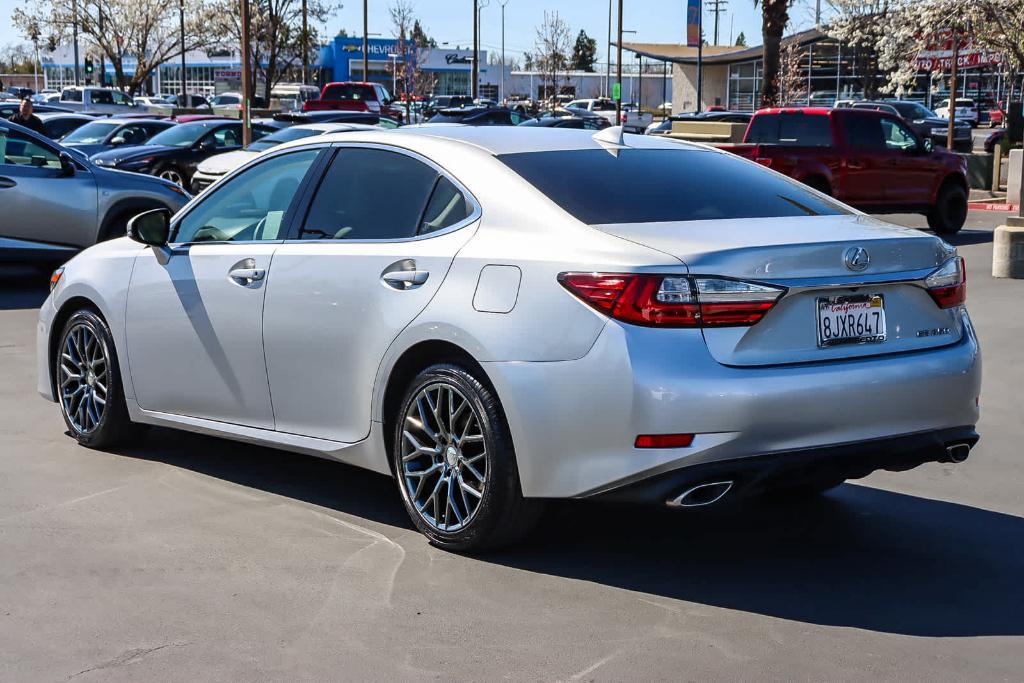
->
xmin=55 ymin=310 xmax=139 ymax=449
xmin=392 ymin=364 xmax=543 ymax=551
xmin=157 ymin=166 xmax=185 ymax=187
xmin=926 ymin=183 xmax=968 ymax=235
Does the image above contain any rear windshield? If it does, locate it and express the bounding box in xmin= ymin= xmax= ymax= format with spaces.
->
xmin=497 ymin=148 xmax=848 ymax=225
xmin=745 ymin=113 xmax=833 ymax=146
xmin=322 ymin=84 xmax=376 ymax=101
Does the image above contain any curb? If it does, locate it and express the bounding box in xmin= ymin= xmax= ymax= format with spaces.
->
xmin=968 ymin=201 xmax=1020 ymax=212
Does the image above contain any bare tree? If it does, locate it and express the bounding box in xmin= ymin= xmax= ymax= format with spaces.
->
xmin=533 ymin=10 xmax=572 ymax=104
xmin=775 ymin=42 xmax=808 ymax=105
xmin=388 ymin=0 xmax=435 ymax=120
xmin=13 ymin=0 xmax=225 ymax=94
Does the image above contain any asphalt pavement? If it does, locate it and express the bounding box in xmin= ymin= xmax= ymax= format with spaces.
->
xmin=1 ymin=212 xmax=1022 ymax=681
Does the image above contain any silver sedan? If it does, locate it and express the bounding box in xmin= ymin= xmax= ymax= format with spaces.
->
xmin=37 ymin=126 xmax=981 ymax=550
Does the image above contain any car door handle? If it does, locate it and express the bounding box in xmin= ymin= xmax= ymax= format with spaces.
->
xmin=228 ymin=262 xmax=266 ymax=286
xmin=0 ymin=177 xmax=16 ymax=189
xmin=383 ymin=270 xmax=429 ymax=288
xmin=846 ymin=159 xmax=866 ymax=170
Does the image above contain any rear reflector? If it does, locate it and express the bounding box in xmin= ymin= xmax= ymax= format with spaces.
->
xmin=635 ymin=433 xmax=695 ymax=449
xmin=558 ymin=272 xmax=785 ymax=328
xmin=925 ymin=256 xmax=966 ymax=309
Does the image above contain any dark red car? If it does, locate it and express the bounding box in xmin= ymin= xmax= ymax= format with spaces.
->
xmin=719 ymin=107 xmax=970 ymax=234
xmin=302 ymin=81 xmax=405 ymax=122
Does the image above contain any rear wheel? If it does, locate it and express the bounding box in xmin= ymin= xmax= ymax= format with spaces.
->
xmin=55 ymin=310 xmax=139 ymax=449
xmin=391 ymin=363 xmax=542 ymax=551
xmin=157 ymin=166 xmax=185 ymax=187
xmin=926 ymin=182 xmax=968 ymax=235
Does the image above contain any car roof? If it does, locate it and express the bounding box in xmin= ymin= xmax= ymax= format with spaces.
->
xmin=101 ymin=118 xmax=174 ymax=125
xmin=298 ymin=125 xmax=701 ymax=156
xmin=35 ymin=112 xmax=96 ymax=120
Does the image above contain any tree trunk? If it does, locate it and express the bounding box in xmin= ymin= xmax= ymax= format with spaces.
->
xmin=759 ymin=0 xmax=789 ymax=107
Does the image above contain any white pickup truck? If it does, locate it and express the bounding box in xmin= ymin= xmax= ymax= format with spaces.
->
xmin=566 ymin=98 xmax=653 ymax=134
xmin=58 ymin=87 xmax=141 ymax=115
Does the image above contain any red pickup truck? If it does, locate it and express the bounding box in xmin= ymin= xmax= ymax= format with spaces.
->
xmin=303 ymin=81 xmax=404 ymax=122
xmin=719 ymin=108 xmax=969 ymax=234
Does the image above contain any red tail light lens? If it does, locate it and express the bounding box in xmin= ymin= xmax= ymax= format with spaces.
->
xmin=558 ymin=273 xmax=785 ymax=328
xmin=925 ymin=257 xmax=966 ymax=309
xmin=635 ymin=433 xmax=695 ymax=449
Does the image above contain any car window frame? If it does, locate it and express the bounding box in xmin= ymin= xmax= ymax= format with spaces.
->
xmin=284 ymin=141 xmax=481 ymax=244
xmin=0 ymin=124 xmax=76 ymax=171
xmin=165 ymin=143 xmax=332 ymax=247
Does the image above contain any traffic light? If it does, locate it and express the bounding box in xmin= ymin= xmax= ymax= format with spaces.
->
xmin=84 ymin=57 xmax=94 ymax=75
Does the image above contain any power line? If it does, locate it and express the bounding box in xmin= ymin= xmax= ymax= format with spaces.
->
xmin=707 ymin=0 xmax=728 ymax=46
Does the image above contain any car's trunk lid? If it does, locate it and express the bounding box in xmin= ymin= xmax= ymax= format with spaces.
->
xmin=596 ymin=214 xmax=964 ymax=366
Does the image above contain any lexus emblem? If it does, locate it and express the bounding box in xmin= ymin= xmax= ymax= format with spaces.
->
xmin=844 ymin=246 xmax=870 ymax=272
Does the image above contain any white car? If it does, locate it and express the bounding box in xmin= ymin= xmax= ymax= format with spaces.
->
xmin=567 ymin=98 xmax=653 ymax=133
xmin=935 ymin=98 xmax=979 ymax=127
xmin=190 ymin=122 xmax=378 ymax=193
xmin=38 ymin=126 xmax=980 ymax=550
xmin=134 ymin=95 xmax=173 ymax=110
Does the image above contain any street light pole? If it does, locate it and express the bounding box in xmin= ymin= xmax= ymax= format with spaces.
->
xmin=179 ymin=0 xmax=187 ymax=108
xmin=240 ymin=0 xmax=252 ymax=145
xmin=72 ymin=0 xmax=81 ymax=86
xmin=301 ymin=0 xmax=309 ymax=85
xmin=947 ymin=29 xmax=959 ymax=151
xmin=615 ymin=0 xmax=622 ymax=123
xmin=363 ymin=0 xmax=369 ymax=82
xmin=606 ymin=0 xmax=612 ymax=98
xmin=472 ymin=0 xmax=479 ymax=99
xmin=500 ymin=0 xmax=509 ymax=104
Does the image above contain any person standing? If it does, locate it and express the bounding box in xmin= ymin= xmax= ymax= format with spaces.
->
xmin=10 ymin=98 xmax=45 ymax=135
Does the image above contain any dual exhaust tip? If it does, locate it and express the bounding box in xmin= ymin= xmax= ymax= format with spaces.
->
xmin=666 ymin=442 xmax=973 ymax=507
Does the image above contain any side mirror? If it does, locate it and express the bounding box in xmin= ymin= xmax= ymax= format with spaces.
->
xmin=197 ymin=138 xmax=217 ymax=152
xmin=58 ymin=151 xmax=76 ymax=177
xmin=922 ymin=138 xmax=934 ymax=154
xmin=110 ymin=136 xmax=126 ymax=146
xmin=127 ymin=207 xmax=171 ymax=246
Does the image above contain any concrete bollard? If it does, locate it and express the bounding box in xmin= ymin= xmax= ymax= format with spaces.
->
xmin=992 ymin=224 xmax=1024 ymax=278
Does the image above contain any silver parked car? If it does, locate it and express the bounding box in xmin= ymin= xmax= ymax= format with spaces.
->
xmin=37 ymin=126 xmax=980 ymax=550
xmin=0 ymin=119 xmax=189 ymax=263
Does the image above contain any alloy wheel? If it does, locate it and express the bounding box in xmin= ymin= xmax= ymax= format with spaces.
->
xmin=158 ymin=169 xmax=184 ymax=186
xmin=401 ymin=382 xmax=487 ymax=532
xmin=59 ymin=323 xmax=109 ymax=434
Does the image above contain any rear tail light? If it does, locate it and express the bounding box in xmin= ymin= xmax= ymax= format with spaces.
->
xmin=925 ymin=256 xmax=966 ymax=308
xmin=635 ymin=433 xmax=695 ymax=449
xmin=558 ymin=273 xmax=785 ymax=328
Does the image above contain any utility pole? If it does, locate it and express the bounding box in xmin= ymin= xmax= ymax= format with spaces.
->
xmin=72 ymin=0 xmax=81 ymax=86
xmin=301 ymin=0 xmax=309 ymax=85
xmin=696 ymin=0 xmax=703 ymax=112
xmin=179 ymin=0 xmax=187 ymax=107
xmin=240 ymin=0 xmax=253 ymax=145
xmin=363 ymin=0 xmax=369 ymax=82
xmin=947 ymin=29 xmax=959 ymax=150
xmin=707 ymin=0 xmax=727 ymax=46
xmin=606 ymin=0 xmax=612 ymax=98
xmin=615 ymin=0 xmax=622 ymax=123
xmin=472 ymin=0 xmax=479 ymax=99
xmin=98 ymin=9 xmax=105 ymax=86
xmin=500 ymin=0 xmax=509 ymax=103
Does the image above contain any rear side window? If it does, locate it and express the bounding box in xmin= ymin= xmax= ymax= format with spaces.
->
xmin=322 ymin=84 xmax=376 ymax=101
xmin=300 ymin=148 xmax=439 ymax=240
xmin=497 ymin=148 xmax=848 ymax=225
xmin=62 ymin=89 xmax=82 ymax=102
xmin=746 ymin=113 xmax=833 ymax=146
xmin=420 ymin=176 xmax=471 ymax=234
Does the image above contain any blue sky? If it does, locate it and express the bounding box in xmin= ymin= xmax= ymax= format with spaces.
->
xmin=0 ymin=0 xmax=825 ymax=63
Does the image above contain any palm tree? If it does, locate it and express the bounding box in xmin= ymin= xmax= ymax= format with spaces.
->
xmin=756 ymin=0 xmax=791 ymax=106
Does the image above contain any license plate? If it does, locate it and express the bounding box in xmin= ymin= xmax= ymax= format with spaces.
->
xmin=816 ymin=294 xmax=886 ymax=347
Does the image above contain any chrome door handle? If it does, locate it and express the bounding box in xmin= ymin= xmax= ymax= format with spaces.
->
xmin=382 ymin=270 xmax=430 ymax=289
xmin=228 ymin=265 xmax=266 ymax=285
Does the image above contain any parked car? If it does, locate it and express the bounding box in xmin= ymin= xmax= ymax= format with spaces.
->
xmin=850 ymin=100 xmax=972 ymax=153
xmin=164 ymin=93 xmax=213 ymax=110
xmin=60 ymin=118 xmax=177 ymax=156
xmin=210 ymin=92 xmax=244 ymax=111
xmin=89 ymin=119 xmax=277 ymax=187
xmin=935 ymin=98 xmax=979 ymax=127
xmin=646 ymin=111 xmax=752 ymax=135
xmin=987 ymin=101 xmax=1006 ymax=128
xmin=303 ymin=81 xmax=405 ymax=122
xmin=36 ymin=126 xmax=980 ymax=551
xmin=190 ymin=121 xmax=379 ymax=193
xmin=271 ymin=110 xmax=401 ymax=127
xmin=427 ymin=107 xmax=527 ymax=126
xmin=57 ymin=87 xmax=139 ymax=114
xmin=0 ymin=118 xmax=188 ymax=263
xmin=134 ymin=95 xmax=174 ymax=110
xmin=720 ymin=107 xmax=970 ymax=233
xmin=518 ymin=114 xmax=610 ymax=130
xmin=566 ymin=97 xmax=653 ymax=133
xmin=32 ymin=91 xmax=62 ymax=105
xmin=35 ymin=112 xmax=97 ymax=140
xmin=424 ymin=95 xmax=475 ymax=118
xmin=984 ymin=128 xmax=1006 ymax=154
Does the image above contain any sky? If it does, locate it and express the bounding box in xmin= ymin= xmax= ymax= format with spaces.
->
xmin=0 ymin=0 xmax=828 ymax=64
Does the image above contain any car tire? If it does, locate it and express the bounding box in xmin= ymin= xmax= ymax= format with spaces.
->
xmin=55 ymin=309 xmax=140 ymax=449
xmin=926 ymin=183 xmax=968 ymax=235
xmin=391 ymin=363 xmax=543 ymax=552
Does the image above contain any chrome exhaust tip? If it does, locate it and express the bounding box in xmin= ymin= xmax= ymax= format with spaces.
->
xmin=945 ymin=443 xmax=971 ymax=464
xmin=667 ymin=480 xmax=733 ymax=508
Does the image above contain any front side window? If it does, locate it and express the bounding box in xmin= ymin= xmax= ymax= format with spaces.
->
xmin=300 ymin=148 xmax=440 ymax=240
xmin=111 ymin=91 xmax=132 ymax=106
xmin=91 ymin=90 xmax=114 ymax=105
xmin=0 ymin=128 xmax=61 ymax=169
xmin=497 ymin=148 xmax=847 ymax=225
xmin=881 ymin=119 xmax=918 ymax=151
xmin=211 ymin=125 xmax=242 ymax=148
xmin=174 ymin=149 xmax=319 ymax=243
xmin=62 ymin=89 xmax=82 ymax=102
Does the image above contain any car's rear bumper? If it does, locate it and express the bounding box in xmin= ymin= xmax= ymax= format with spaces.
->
xmin=484 ymin=308 xmax=981 ymax=499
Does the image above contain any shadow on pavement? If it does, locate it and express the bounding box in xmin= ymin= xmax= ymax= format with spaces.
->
xmin=0 ymin=266 xmax=50 ymax=311
xmin=116 ymin=426 xmax=1024 ymax=639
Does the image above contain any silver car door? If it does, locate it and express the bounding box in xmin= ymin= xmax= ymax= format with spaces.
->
xmin=125 ymin=148 xmax=321 ymax=428
xmin=263 ymin=145 xmax=480 ymax=443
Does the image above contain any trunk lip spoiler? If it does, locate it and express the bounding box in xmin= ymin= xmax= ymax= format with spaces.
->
xmin=755 ymin=265 xmax=939 ymax=294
